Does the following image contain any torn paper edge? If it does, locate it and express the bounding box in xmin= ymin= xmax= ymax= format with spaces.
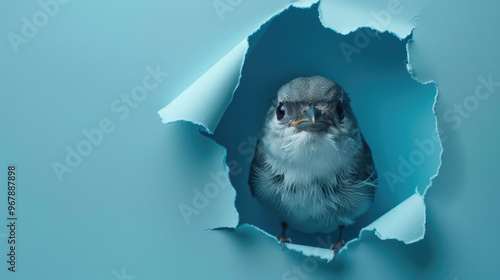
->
xmin=405 ymin=17 xmax=443 ymax=202
xmin=158 ymin=39 xmax=248 ymax=134
xmin=158 ymin=1 xmax=442 ymax=263
xmin=317 ymin=0 xmax=418 ymax=40
xmin=291 ymin=0 xmax=320 ymax=9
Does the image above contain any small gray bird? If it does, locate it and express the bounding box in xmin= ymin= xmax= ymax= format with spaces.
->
xmin=249 ymin=76 xmax=377 ymax=257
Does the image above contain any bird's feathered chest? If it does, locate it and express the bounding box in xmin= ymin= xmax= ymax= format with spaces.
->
xmin=261 ymin=131 xmax=356 ymax=184
xmin=249 ymin=131 xmax=375 ymax=233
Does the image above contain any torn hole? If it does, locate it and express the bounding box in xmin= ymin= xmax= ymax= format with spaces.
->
xmin=160 ymin=2 xmax=440 ymax=262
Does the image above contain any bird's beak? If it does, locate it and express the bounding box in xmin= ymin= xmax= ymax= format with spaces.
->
xmin=291 ymin=106 xmax=332 ymax=132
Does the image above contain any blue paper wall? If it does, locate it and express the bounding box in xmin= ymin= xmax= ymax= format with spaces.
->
xmin=1 ymin=0 xmax=499 ymax=279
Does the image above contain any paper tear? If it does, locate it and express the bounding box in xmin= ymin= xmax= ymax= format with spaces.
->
xmin=159 ymin=1 xmax=440 ymax=263
xmin=362 ymin=191 xmax=426 ymax=244
xmin=319 ymin=0 xmax=429 ymax=39
xmin=290 ymin=0 xmax=319 ymax=8
xmin=158 ymin=40 xmax=248 ymax=134
xmin=284 ymin=243 xmax=334 ymax=261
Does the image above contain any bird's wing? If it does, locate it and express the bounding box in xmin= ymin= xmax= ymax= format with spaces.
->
xmin=248 ymin=140 xmax=263 ymax=197
xmin=353 ymin=134 xmax=377 ymax=200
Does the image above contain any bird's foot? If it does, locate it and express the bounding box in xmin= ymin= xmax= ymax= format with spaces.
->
xmin=330 ymin=240 xmax=345 ymax=259
xmin=276 ymin=234 xmax=292 ymax=251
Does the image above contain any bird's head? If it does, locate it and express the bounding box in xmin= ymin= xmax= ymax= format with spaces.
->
xmin=264 ymin=76 xmax=359 ymax=139
xmin=259 ymin=76 xmax=364 ymax=178
xmin=258 ymin=76 xmax=366 ymax=181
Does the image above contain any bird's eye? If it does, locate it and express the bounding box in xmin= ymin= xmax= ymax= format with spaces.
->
xmin=336 ymin=101 xmax=344 ymax=119
xmin=276 ymin=102 xmax=286 ymax=120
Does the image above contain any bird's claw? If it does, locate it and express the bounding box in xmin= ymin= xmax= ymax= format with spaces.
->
xmin=276 ymin=234 xmax=292 ymax=251
xmin=330 ymin=240 xmax=345 ymax=260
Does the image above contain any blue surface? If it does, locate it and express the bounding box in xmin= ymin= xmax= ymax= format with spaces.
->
xmin=1 ymin=0 xmax=500 ymax=279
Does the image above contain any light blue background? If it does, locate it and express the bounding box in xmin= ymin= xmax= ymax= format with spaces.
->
xmin=1 ymin=0 xmax=499 ymax=279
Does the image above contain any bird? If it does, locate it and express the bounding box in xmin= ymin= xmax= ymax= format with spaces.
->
xmin=248 ymin=76 xmax=377 ymax=258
